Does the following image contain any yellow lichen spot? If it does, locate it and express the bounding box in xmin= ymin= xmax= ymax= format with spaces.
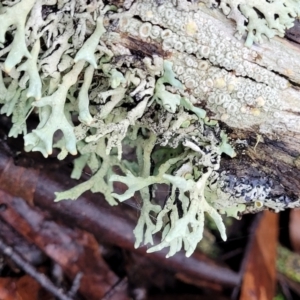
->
xmin=220 ymin=113 xmax=229 ymax=121
xmin=185 ymin=20 xmax=198 ymax=36
xmin=251 ymin=108 xmax=260 ymax=116
xmin=254 ymin=201 xmax=263 ymax=208
xmin=227 ymin=78 xmax=238 ymax=92
xmin=284 ymin=69 xmax=294 ymax=77
xmin=255 ymin=96 xmax=265 ymax=107
xmin=214 ymin=78 xmax=226 ymax=89
xmin=240 ymin=106 xmax=247 ymax=113
xmin=146 ymin=10 xmax=153 ymax=19
xmin=227 ymin=84 xmax=235 ymax=93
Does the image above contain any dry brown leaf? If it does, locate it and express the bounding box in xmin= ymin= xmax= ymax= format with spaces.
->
xmin=240 ymin=211 xmax=278 ymax=300
xmin=0 ymin=275 xmax=46 ymax=300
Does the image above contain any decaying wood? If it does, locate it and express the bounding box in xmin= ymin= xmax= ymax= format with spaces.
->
xmin=221 ymin=130 xmax=300 ymax=203
xmin=106 ymin=1 xmax=300 ymax=206
xmin=0 ymin=238 xmax=74 ymax=300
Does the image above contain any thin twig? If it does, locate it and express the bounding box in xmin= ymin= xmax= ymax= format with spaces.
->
xmin=0 ymin=237 xmax=74 ymax=300
xmin=101 ymin=277 xmax=129 ymax=300
xmin=67 ymin=272 xmax=83 ymax=298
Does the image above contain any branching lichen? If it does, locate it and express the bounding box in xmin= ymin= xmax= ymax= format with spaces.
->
xmin=0 ymin=0 xmax=298 ymax=257
xmin=199 ymin=0 xmax=300 ymax=47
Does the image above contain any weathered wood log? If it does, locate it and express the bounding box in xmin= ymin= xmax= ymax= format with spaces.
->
xmin=1 ymin=0 xmax=299 ymax=215
xmin=1 ymin=0 xmax=300 ymax=227
xmin=1 ymin=0 xmax=295 ymax=294
xmin=103 ymin=0 xmax=300 ymax=213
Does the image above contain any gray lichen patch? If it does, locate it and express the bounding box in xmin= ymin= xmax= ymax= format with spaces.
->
xmin=117 ymin=0 xmax=295 ymax=135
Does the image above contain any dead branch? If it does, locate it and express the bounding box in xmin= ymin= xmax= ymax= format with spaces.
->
xmin=0 ymin=238 xmax=73 ymax=300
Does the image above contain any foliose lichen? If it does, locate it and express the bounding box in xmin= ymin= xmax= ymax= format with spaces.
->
xmin=0 ymin=0 xmax=298 ymax=257
xmin=190 ymin=0 xmax=300 ymax=47
xmin=215 ymin=0 xmax=300 ymax=47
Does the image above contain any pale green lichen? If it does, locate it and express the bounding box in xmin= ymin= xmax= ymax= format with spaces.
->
xmin=74 ymin=16 xmax=106 ymax=68
xmin=203 ymin=0 xmax=300 ymax=47
xmin=17 ymin=39 xmax=42 ymax=100
xmin=24 ymin=61 xmax=85 ymax=157
xmin=1 ymin=0 xmax=291 ymax=258
xmin=0 ymin=0 xmax=35 ymax=73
